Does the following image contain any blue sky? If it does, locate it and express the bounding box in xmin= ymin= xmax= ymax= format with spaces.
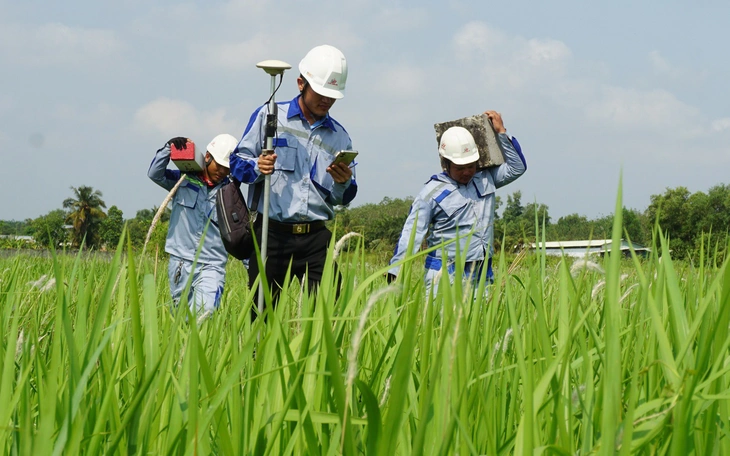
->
xmin=2 ymin=0 xmax=729 ymax=222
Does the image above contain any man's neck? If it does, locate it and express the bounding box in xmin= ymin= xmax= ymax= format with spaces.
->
xmin=298 ymin=96 xmax=323 ymax=125
xmin=199 ymin=166 xmax=216 ymax=187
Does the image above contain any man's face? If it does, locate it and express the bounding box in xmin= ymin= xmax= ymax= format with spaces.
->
xmin=298 ymin=77 xmax=336 ymax=119
xmin=206 ymin=154 xmax=230 ymax=184
xmin=447 ymin=161 xmax=478 ymax=185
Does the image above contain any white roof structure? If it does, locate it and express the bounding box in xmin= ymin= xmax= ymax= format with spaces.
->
xmin=531 ymin=239 xmax=651 ymax=258
xmin=0 ymin=235 xmax=34 ymax=242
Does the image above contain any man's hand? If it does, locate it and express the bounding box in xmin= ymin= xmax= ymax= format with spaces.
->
xmin=167 ymin=137 xmax=188 ymax=150
xmin=484 ymin=111 xmax=506 ymax=134
xmin=258 ymin=152 xmax=277 ymax=175
xmin=327 ymin=162 xmax=353 ymax=184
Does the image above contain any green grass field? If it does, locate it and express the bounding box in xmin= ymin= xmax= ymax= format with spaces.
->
xmin=2 ymin=209 xmax=730 ymax=455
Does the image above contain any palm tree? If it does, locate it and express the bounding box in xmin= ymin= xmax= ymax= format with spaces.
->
xmin=63 ymin=186 xmax=107 ymax=248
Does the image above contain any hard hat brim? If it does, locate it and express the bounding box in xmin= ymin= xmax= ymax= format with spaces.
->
xmin=309 ymin=84 xmax=345 ymax=100
xmin=445 ymin=151 xmax=480 ymax=165
xmin=212 ymin=156 xmax=230 ymax=168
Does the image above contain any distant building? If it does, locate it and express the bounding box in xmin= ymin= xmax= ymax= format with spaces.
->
xmin=531 ymin=239 xmax=651 ymax=258
xmin=0 ymin=234 xmax=35 ymax=243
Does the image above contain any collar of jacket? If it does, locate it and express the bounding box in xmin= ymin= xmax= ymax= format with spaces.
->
xmin=186 ymin=174 xmax=229 ymax=189
xmin=287 ymin=95 xmax=337 ymax=132
xmin=429 ymin=171 xmax=490 ymax=197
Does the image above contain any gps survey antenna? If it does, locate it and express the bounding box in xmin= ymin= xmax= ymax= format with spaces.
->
xmin=255 ymin=59 xmax=291 ymax=318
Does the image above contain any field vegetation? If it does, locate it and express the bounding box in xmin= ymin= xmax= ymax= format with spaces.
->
xmin=1 ymin=194 xmax=730 ymax=455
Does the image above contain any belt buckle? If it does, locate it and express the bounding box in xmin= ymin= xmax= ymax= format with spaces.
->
xmin=292 ymin=223 xmax=308 ymax=234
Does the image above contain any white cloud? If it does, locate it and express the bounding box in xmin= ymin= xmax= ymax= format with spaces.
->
xmin=518 ymin=38 xmax=572 ymax=67
xmin=452 ymin=22 xmax=571 ymax=91
xmin=0 ymin=22 xmax=126 ymax=66
xmin=453 ymin=21 xmax=509 ymax=59
xmin=133 ymin=98 xmax=239 ymax=140
xmin=648 ymin=50 xmax=706 ymax=84
xmin=372 ymin=64 xmax=426 ymax=99
xmin=711 ymin=117 xmax=730 ymax=132
xmin=449 ymin=24 xmax=717 ymax=139
xmin=649 ymin=50 xmax=672 ymax=74
xmin=51 ymin=103 xmax=119 ymax=125
xmin=374 ymin=7 xmax=429 ymax=31
xmin=220 ymin=0 xmax=271 ymax=18
xmin=190 ymin=24 xmax=363 ymax=73
xmin=454 ymin=22 xmax=571 ymax=67
xmin=190 ymin=33 xmax=273 ymax=71
xmin=584 ymin=86 xmax=699 ymax=132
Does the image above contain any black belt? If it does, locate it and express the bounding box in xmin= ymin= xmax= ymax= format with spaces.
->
xmin=267 ymin=219 xmax=326 ymax=235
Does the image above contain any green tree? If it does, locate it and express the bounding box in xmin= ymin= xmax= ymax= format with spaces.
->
xmin=591 ymin=208 xmax=648 ymax=244
xmin=521 ymin=201 xmax=551 ymax=238
xmin=702 ymin=184 xmax=730 ymax=232
xmin=0 ymin=219 xmax=33 ymax=236
xmin=128 ymin=207 xmax=170 ymax=251
xmin=645 ymin=186 xmax=694 ymax=258
xmin=332 ymin=197 xmax=414 ymax=253
xmin=99 ymin=205 xmax=124 ymax=250
xmin=687 ymin=184 xmax=730 ymax=260
xmin=31 ymin=209 xmax=68 ymax=248
xmin=501 ymin=190 xmax=524 ymax=223
xmin=550 ymin=213 xmax=592 ymax=240
xmin=493 ymin=195 xmax=502 ymax=221
xmin=496 ymin=191 xmax=548 ymax=252
xmin=63 ymin=186 xmax=107 ymax=249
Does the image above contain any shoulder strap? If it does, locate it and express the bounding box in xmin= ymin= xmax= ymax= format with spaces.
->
xmin=230 ymin=178 xmax=263 ymax=212
xmin=250 ymin=181 xmax=263 ymax=212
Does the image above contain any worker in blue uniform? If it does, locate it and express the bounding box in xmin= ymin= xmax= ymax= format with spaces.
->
xmin=388 ymin=112 xmax=526 ymax=294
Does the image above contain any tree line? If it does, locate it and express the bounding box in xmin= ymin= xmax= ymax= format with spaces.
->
xmin=0 ymin=186 xmax=169 ymax=253
xmin=332 ymin=183 xmax=730 ymax=261
xmin=2 ymin=183 xmax=729 ymax=261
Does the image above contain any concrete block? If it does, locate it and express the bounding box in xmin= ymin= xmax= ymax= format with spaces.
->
xmin=434 ymin=114 xmax=505 ymax=169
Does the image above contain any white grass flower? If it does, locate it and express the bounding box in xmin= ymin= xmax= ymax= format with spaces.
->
xmin=379 ymin=375 xmax=392 ymax=407
xmin=507 ymin=248 xmax=528 ymax=274
xmin=443 ymin=306 xmax=464 ymax=425
xmin=333 ymin=232 xmax=363 ymax=260
xmin=346 ymin=284 xmax=401 ymax=394
xmin=490 ymin=327 xmax=513 ymax=367
xmin=620 ymin=284 xmax=640 ymax=305
xmin=196 ymin=310 xmax=213 ymax=326
xmin=16 ymin=330 xmax=24 ymax=359
xmin=28 ymin=274 xmax=49 ymax=289
xmin=295 ymin=280 xmax=306 ymax=333
xmin=39 ymin=277 xmax=56 ymax=293
xmin=342 ymin=283 xmax=401 ymax=448
xmin=591 ymin=280 xmax=606 ymax=299
xmin=570 ymin=259 xmax=605 ymax=277
xmin=571 ymin=384 xmax=586 ymax=409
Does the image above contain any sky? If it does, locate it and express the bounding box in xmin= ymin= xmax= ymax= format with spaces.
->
xmin=2 ymin=0 xmax=729 ymax=223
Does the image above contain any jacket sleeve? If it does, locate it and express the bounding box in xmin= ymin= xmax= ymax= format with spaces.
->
xmin=230 ymin=105 xmax=266 ymax=185
xmin=491 ymin=134 xmax=527 ymax=188
xmin=147 ymin=144 xmax=181 ymax=191
xmin=388 ymin=193 xmax=432 ymax=276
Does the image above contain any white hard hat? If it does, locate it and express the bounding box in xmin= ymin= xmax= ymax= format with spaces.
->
xmin=439 ymin=127 xmax=479 ymax=165
xmin=206 ymin=134 xmax=238 ymax=168
xmin=298 ymin=45 xmax=348 ymax=99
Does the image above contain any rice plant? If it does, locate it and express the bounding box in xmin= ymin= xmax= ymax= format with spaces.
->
xmin=1 ymin=195 xmax=730 ymax=454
